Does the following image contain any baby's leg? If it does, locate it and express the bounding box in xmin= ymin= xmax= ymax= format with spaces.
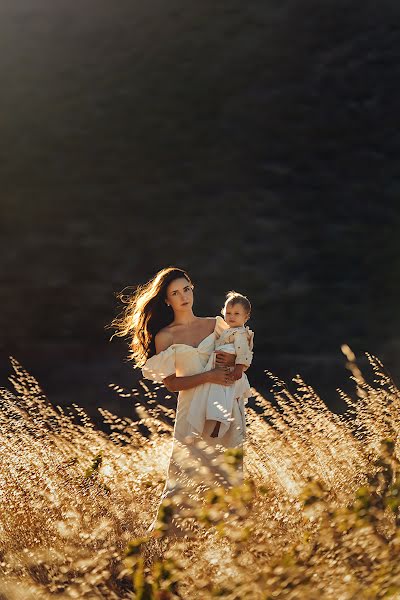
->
xmin=211 ymin=422 xmax=221 ymax=437
xmin=203 ymin=419 xmax=219 ymax=438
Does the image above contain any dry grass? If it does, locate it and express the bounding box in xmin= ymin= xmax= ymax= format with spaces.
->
xmin=1 ymin=350 xmax=400 ymax=599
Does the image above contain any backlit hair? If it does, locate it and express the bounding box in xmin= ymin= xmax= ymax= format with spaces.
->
xmin=221 ymin=290 xmax=251 ymax=316
xmin=107 ymin=267 xmax=193 ymax=366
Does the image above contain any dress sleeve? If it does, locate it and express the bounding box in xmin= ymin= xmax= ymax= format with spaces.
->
xmin=214 ymin=315 xmax=230 ymax=339
xmin=234 ymin=328 xmax=254 ymax=367
xmin=141 ymin=347 xmax=176 ymax=383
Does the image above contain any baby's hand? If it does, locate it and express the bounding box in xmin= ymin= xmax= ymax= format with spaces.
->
xmin=232 ymin=364 xmax=245 ymax=381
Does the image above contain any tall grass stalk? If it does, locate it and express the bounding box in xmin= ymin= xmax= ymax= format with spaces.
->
xmin=1 ymin=352 xmax=400 ymax=599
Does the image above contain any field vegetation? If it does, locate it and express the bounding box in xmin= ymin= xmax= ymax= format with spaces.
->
xmin=1 ymin=348 xmax=400 ymax=599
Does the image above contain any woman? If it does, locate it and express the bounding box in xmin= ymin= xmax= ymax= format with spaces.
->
xmin=110 ymin=267 xmax=246 ymax=535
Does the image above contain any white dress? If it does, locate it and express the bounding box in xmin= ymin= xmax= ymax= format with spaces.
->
xmin=141 ymin=316 xmax=246 ymax=533
xmin=187 ymin=325 xmax=254 ymax=439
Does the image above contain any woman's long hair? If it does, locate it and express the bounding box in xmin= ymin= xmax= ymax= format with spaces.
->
xmin=108 ymin=267 xmax=193 ymax=366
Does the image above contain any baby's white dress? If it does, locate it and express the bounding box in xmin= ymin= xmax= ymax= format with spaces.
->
xmin=187 ymin=325 xmax=254 ymax=439
xmin=141 ymin=316 xmax=246 ymax=533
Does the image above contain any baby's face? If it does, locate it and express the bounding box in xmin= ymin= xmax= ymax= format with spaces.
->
xmin=223 ymin=302 xmax=249 ymax=327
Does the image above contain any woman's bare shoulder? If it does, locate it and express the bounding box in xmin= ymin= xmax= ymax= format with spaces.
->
xmin=154 ymin=328 xmax=174 ymax=353
xmin=201 ymin=316 xmax=217 ymax=323
xmin=201 ymin=316 xmax=217 ymax=330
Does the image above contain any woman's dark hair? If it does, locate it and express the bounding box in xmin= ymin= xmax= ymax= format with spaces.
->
xmin=108 ymin=267 xmax=193 ymax=366
xmin=221 ymin=290 xmax=251 ymax=316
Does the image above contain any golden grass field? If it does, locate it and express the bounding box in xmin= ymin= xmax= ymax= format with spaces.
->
xmin=1 ymin=347 xmax=400 ymax=600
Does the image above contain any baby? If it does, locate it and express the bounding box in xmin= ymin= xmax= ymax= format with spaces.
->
xmin=187 ymin=291 xmax=254 ymax=440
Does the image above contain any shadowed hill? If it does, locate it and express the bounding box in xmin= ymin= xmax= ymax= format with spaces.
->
xmin=1 ymin=0 xmax=399 ymax=417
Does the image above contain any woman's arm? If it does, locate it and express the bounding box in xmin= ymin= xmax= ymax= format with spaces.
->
xmin=163 ymin=368 xmax=233 ymax=393
xmin=155 ymin=329 xmax=234 ymax=392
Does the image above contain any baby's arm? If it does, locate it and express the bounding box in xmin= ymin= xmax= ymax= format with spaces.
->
xmin=231 ymin=363 xmax=247 ymax=381
xmin=233 ymin=329 xmax=254 ymax=380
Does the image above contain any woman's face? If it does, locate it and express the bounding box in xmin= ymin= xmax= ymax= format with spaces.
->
xmin=165 ymin=277 xmax=194 ymax=312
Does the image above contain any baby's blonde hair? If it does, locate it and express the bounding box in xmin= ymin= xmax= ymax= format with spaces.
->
xmin=221 ymin=290 xmax=251 ymax=316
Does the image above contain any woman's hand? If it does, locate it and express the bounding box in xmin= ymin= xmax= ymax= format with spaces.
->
xmin=215 ymin=351 xmax=236 ymax=367
xmin=207 ymin=367 xmax=235 ymax=386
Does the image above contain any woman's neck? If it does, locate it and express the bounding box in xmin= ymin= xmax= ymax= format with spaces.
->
xmin=172 ymin=310 xmax=198 ymax=326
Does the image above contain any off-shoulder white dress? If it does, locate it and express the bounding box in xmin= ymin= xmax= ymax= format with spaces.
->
xmin=142 ymin=316 xmax=246 ymax=533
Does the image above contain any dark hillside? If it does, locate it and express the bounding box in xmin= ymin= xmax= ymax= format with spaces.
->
xmin=1 ymin=0 xmax=399 ymax=419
